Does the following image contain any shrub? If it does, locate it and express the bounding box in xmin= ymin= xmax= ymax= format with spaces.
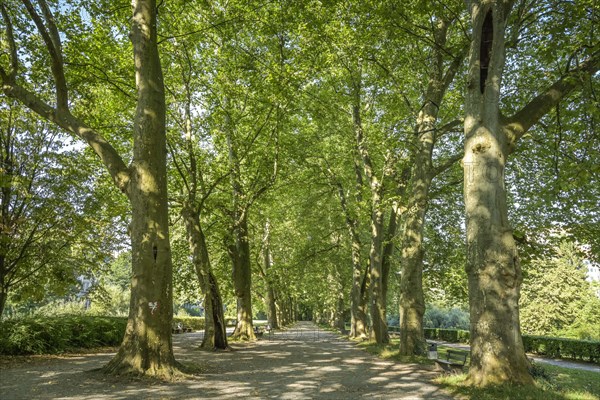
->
xmin=172 ymin=316 xmax=205 ymax=331
xmin=424 ymin=306 xmax=470 ymax=330
xmin=424 ymin=328 xmax=470 ymax=343
xmin=522 ymin=335 xmax=600 ymax=363
xmin=0 ymin=316 xmax=127 ymax=355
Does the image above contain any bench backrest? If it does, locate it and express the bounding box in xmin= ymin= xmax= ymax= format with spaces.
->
xmin=446 ymin=350 xmax=468 ymax=365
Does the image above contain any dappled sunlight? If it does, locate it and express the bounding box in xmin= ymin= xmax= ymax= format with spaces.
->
xmin=1 ymin=322 xmax=452 ymax=399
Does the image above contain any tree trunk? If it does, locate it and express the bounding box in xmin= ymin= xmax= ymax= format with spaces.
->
xmin=203 ymin=271 xmax=229 ymax=349
xmin=182 ymin=205 xmax=228 ymax=350
xmin=331 ymin=173 xmax=368 ymax=339
xmin=229 ymin=214 xmax=256 ymax=341
xmin=0 ymin=288 xmax=7 ymax=320
xmin=463 ymin=1 xmax=532 ymax=386
xmin=353 ymin=89 xmax=389 ymax=344
xmin=262 ymin=221 xmax=279 ymax=329
xmin=103 ymin=0 xmax=177 ymax=378
xmin=350 ymin=261 xmax=369 ymax=338
xmin=381 ymin=202 xmax=401 ymax=317
xmin=398 ymin=16 xmax=464 ymax=356
xmin=369 ymin=201 xmax=389 ymax=344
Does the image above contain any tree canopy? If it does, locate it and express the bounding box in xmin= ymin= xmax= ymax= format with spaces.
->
xmin=1 ymin=0 xmax=598 ymax=386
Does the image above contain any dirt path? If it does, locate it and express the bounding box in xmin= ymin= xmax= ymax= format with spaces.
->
xmin=0 ymin=321 xmax=452 ymax=399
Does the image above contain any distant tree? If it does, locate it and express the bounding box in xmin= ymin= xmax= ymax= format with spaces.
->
xmin=0 ymin=104 xmax=99 ymax=318
xmin=520 ymin=240 xmax=600 ymax=340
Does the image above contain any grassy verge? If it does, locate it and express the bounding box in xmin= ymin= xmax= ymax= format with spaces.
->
xmin=358 ymin=339 xmax=599 ymax=400
xmin=438 ymin=367 xmax=599 ymax=400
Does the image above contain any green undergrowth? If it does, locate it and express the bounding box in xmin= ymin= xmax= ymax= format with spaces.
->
xmin=0 ymin=316 xmax=127 ymax=355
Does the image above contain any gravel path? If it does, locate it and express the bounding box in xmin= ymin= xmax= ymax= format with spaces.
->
xmin=0 ymin=321 xmax=452 ymax=400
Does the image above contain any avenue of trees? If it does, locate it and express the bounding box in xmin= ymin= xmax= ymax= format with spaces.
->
xmin=1 ymin=0 xmax=598 ymax=387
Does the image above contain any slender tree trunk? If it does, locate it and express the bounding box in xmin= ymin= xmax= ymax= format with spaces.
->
xmin=203 ymin=271 xmax=228 ymax=349
xmin=463 ymin=1 xmax=532 ymax=386
xmin=229 ymin=213 xmax=255 ymax=340
xmin=182 ymin=205 xmax=228 ymax=350
xmin=331 ymin=173 xmax=367 ymax=338
xmin=369 ymin=200 xmax=389 ymax=343
xmin=398 ymin=117 xmax=433 ymax=356
xmin=0 ymin=288 xmax=7 ymax=319
xmin=103 ymin=0 xmax=177 ymax=378
xmin=262 ymin=221 xmax=279 ymax=329
xmin=381 ymin=202 xmax=402 ymax=315
xmin=398 ymin=17 xmax=464 ymax=356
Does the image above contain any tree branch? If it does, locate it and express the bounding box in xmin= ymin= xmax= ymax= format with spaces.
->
xmin=431 ymin=151 xmax=463 ymax=178
xmin=0 ymin=4 xmax=18 ymax=79
xmin=1 ymin=82 xmax=130 ymax=193
xmin=503 ymin=49 xmax=600 ymax=152
xmin=21 ymin=0 xmax=69 ymax=111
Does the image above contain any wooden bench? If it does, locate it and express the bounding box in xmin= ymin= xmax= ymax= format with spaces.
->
xmin=435 ymin=350 xmax=468 ymax=373
xmin=172 ymin=322 xmax=193 ymax=334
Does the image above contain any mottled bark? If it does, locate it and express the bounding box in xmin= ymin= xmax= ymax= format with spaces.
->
xmin=464 ymin=0 xmax=599 ymax=386
xmin=203 ymin=271 xmax=228 ymax=349
xmin=229 ymin=214 xmax=255 ymax=341
xmin=398 ymin=17 xmax=464 ymax=357
xmin=103 ymin=0 xmax=177 ymax=378
xmin=353 ymin=93 xmax=390 ymax=343
xmin=463 ymin=1 xmax=531 ymax=386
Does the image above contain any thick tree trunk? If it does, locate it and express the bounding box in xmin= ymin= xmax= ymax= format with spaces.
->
xmin=230 ymin=214 xmax=256 ymax=341
xmin=398 ymin=113 xmax=433 ymax=357
xmin=353 ymin=95 xmax=389 ymax=344
xmin=103 ymin=0 xmax=177 ymax=378
xmin=463 ymin=1 xmax=532 ymax=386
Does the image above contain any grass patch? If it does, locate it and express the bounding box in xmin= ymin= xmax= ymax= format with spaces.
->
xmin=356 ymin=338 xmax=433 ymax=365
xmin=437 ymin=363 xmax=599 ymax=400
xmin=358 ymin=339 xmax=598 ymax=400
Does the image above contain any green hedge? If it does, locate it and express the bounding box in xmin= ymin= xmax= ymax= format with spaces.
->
xmin=424 ymin=328 xmax=470 ymax=343
xmin=522 ymin=335 xmax=600 ymax=363
xmin=423 ymin=328 xmax=600 ymax=363
xmin=173 ymin=316 xmax=205 ymax=330
xmin=0 ymin=316 xmax=127 ymax=355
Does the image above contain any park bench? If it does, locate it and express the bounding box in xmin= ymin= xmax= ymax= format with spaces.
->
xmin=435 ymin=349 xmax=469 ymax=373
xmin=254 ymin=326 xmax=264 ymax=337
xmin=172 ymin=322 xmax=193 ymax=334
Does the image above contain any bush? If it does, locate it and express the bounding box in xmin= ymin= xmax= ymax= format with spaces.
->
xmin=522 ymin=335 xmax=600 ymax=363
xmin=0 ymin=316 xmax=127 ymax=355
xmin=424 ymin=328 xmax=470 ymax=343
xmin=172 ymin=316 xmax=205 ymax=331
xmin=424 ymin=306 xmax=470 ymax=330
xmin=424 ymin=328 xmax=600 ymax=363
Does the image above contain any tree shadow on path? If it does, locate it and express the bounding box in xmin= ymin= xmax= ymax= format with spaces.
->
xmin=0 ymin=321 xmax=452 ymax=399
